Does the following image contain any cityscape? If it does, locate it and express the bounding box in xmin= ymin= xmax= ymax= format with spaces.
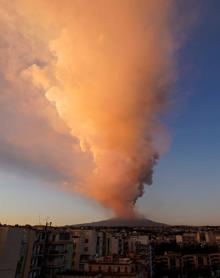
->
xmin=1 ymin=221 xmax=220 ymax=277
xmin=1 ymin=1 xmax=220 ymax=277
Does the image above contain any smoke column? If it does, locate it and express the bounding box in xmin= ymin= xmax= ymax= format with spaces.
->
xmin=1 ymin=0 xmax=177 ymax=217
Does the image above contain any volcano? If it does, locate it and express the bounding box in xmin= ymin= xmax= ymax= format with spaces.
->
xmin=72 ymin=217 xmax=167 ymax=227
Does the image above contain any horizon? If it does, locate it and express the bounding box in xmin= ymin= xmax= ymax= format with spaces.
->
xmin=1 ymin=215 xmax=220 ymax=228
xmin=1 ymin=1 xmax=220 ymax=227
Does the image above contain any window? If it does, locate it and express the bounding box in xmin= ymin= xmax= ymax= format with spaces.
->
xmin=170 ymin=257 xmax=176 ymax=267
xmin=198 ymin=256 xmax=204 ymax=265
xmin=59 ymin=233 xmax=70 ymax=240
xmin=29 ymin=271 xmax=37 ymax=278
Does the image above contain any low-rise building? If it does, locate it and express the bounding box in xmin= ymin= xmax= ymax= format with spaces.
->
xmin=85 ymin=256 xmax=144 ymax=277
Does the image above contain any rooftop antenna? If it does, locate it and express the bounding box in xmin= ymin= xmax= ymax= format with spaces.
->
xmin=38 ymin=213 xmax=42 ymax=225
xmin=45 ymin=216 xmax=50 ymax=227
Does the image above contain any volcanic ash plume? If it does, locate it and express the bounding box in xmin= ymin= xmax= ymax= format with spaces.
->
xmin=1 ymin=1 xmax=177 ymax=217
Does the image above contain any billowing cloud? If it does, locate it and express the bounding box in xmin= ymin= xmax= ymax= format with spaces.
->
xmin=0 ymin=1 xmax=93 ymax=185
xmin=1 ymin=0 xmax=178 ymax=217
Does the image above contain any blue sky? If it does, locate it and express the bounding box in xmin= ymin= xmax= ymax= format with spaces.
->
xmin=0 ymin=1 xmax=220 ymax=226
xmin=139 ymin=0 xmax=220 ymax=225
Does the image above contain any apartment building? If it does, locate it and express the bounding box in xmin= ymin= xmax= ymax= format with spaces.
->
xmin=29 ymin=227 xmax=73 ymax=278
xmin=0 ymin=226 xmax=35 ymax=278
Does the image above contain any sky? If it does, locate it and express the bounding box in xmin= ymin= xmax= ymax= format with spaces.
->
xmin=0 ymin=1 xmax=220 ymax=226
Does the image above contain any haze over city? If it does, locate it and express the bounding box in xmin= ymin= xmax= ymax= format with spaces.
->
xmin=0 ymin=0 xmax=220 ymax=227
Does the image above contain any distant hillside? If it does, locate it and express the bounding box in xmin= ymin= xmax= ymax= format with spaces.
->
xmin=71 ymin=217 xmax=167 ymax=227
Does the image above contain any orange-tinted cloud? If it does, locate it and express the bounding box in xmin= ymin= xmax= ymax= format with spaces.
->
xmin=1 ymin=0 xmax=178 ymax=217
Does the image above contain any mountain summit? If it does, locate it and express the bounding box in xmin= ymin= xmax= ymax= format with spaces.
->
xmin=72 ymin=217 xmax=167 ymax=227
